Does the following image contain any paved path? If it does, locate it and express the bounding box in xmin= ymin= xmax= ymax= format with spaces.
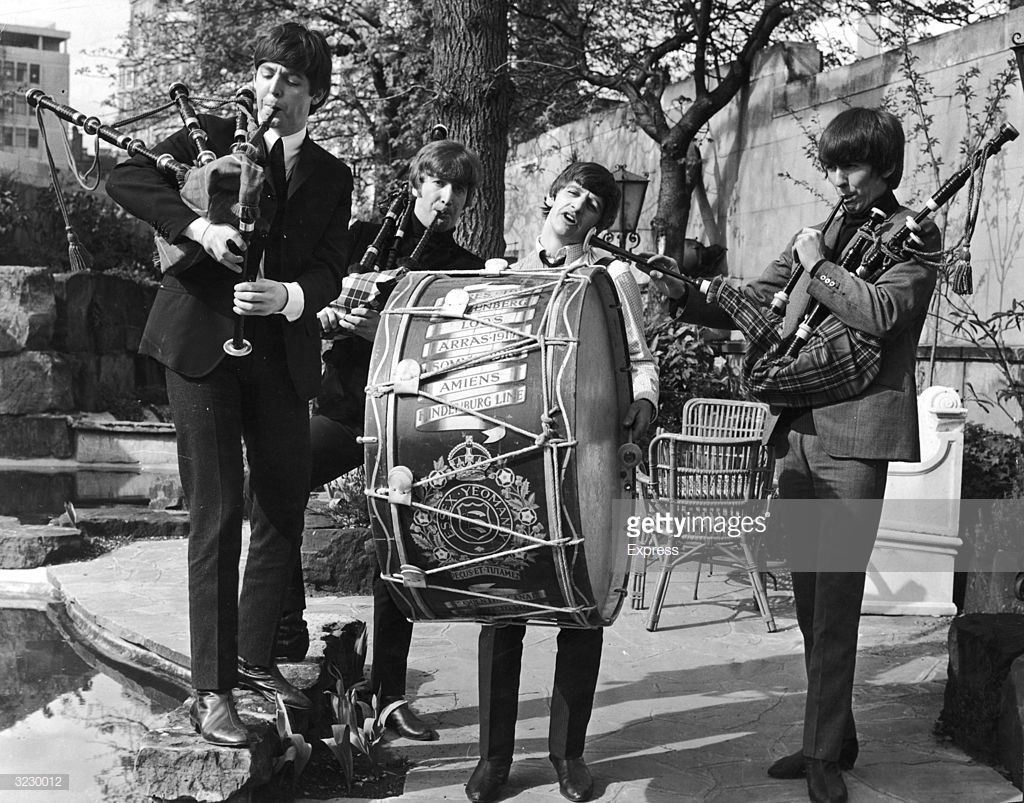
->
xmin=28 ymin=539 xmax=1022 ymax=802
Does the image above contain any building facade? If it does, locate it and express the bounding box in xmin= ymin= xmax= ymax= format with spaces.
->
xmin=0 ymin=23 xmax=70 ymax=186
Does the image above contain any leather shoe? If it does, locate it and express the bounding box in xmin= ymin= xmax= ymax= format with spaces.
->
xmin=385 ymin=702 xmax=439 ymax=741
xmin=273 ymin=610 xmax=310 ymax=662
xmin=465 ymin=758 xmax=510 ymax=803
xmin=236 ymin=658 xmax=311 ymax=709
xmin=189 ymin=690 xmax=249 ymax=747
xmin=805 ymin=759 xmax=848 ymax=803
xmin=549 ymin=755 xmax=593 ymax=802
xmin=767 ymin=741 xmax=858 ymax=779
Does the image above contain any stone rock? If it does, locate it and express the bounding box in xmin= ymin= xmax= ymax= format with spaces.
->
xmin=53 ymin=271 xmax=155 ymax=354
xmin=49 ymin=505 xmax=189 ymax=541
xmin=940 ymin=613 xmax=1024 ymax=764
xmin=64 ymin=352 xmax=136 ymax=412
xmin=301 ymin=526 xmax=375 ymax=595
xmin=0 ymin=352 xmax=74 ymax=414
xmin=134 ymin=700 xmax=277 ymax=802
xmin=0 ymin=524 xmax=84 ymax=569
xmin=0 ymin=413 xmax=73 ymax=459
xmin=0 ymin=266 xmax=55 ymax=353
xmin=0 ymin=471 xmax=76 ymax=523
xmin=999 ymin=653 xmax=1024 ymax=790
xmin=73 ymin=416 xmax=178 ymax=465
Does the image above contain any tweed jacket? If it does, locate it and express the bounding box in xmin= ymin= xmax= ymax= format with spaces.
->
xmin=677 ymin=195 xmax=940 ymax=462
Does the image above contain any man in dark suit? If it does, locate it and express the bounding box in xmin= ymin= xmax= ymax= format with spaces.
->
xmin=107 ymin=22 xmax=352 ymax=747
xmin=276 ymin=139 xmax=484 ymax=740
xmin=648 ymin=107 xmax=939 ymax=803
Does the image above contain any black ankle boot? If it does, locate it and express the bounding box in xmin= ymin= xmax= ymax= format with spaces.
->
xmin=465 ymin=758 xmax=510 ymax=803
xmin=549 ymin=756 xmax=593 ymax=802
xmin=189 ymin=690 xmax=249 ymax=747
xmin=805 ymin=759 xmax=848 ymax=803
xmin=767 ymin=740 xmax=858 ymax=779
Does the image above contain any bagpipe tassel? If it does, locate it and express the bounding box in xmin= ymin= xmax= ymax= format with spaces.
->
xmin=950 ymin=245 xmax=973 ymax=295
xmin=65 ymin=225 xmax=93 ymax=272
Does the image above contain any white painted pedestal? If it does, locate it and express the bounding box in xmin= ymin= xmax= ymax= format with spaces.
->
xmin=862 ymin=386 xmax=966 ymax=616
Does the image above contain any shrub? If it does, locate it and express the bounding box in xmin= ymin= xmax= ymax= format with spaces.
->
xmin=646 ymin=314 xmax=743 ymax=435
xmin=961 ymin=422 xmax=1024 ymax=500
xmin=0 ymin=173 xmax=155 ymax=280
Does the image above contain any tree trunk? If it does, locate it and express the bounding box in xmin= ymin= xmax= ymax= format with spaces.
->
xmin=655 ymin=151 xmax=693 ymax=268
xmin=432 ymin=0 xmax=511 ymax=260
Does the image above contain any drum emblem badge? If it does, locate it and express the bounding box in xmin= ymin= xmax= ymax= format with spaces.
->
xmin=410 ymin=436 xmax=545 ymax=580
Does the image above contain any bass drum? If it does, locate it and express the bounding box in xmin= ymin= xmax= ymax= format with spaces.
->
xmin=364 ymin=265 xmax=636 ymax=628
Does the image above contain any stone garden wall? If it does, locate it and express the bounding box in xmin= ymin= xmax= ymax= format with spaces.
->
xmin=0 ymin=266 xmax=162 ymax=457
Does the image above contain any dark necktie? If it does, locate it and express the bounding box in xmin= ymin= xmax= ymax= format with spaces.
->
xmin=269 ymin=138 xmax=287 ymax=198
xmin=264 ymin=138 xmax=287 ymax=277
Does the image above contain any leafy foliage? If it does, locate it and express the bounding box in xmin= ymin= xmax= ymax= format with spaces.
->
xmin=322 ymin=668 xmax=405 ymax=792
xmin=323 ymin=467 xmax=371 ymax=528
xmin=0 ymin=175 xmax=154 ymax=276
xmin=273 ymin=692 xmax=313 ymax=782
xmin=962 ymin=422 xmax=1024 ymax=501
xmin=646 ymin=314 xmax=742 ymax=435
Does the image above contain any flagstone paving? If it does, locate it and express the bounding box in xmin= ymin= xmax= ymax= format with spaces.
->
xmin=25 ymin=538 xmax=1022 ymax=802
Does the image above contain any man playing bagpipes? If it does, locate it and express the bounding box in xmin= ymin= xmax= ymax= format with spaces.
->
xmin=647 ymin=107 xmax=940 ymax=803
xmin=106 ymin=22 xmax=353 ymax=747
xmin=274 ymin=140 xmax=485 ymax=740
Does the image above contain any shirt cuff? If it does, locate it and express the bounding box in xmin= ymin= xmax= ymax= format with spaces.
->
xmin=183 ymin=216 xmax=210 ymax=244
xmin=279 ymin=282 xmax=305 ymax=321
xmin=808 ymin=258 xmax=828 ymax=278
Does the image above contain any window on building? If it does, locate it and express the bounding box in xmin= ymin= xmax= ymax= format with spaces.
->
xmin=14 ymin=128 xmax=27 ymax=148
xmin=2 ymin=62 xmax=13 ymax=82
xmin=1 ymin=95 xmax=14 ymax=115
xmin=29 ymin=64 xmax=40 ymax=83
xmin=28 ymin=129 xmax=39 ymax=149
xmin=1 ymin=127 xmax=12 ymax=148
xmin=41 ymin=37 xmax=62 ymax=53
xmin=16 ymin=63 xmax=27 ymax=83
xmin=0 ymin=32 xmax=39 ymax=49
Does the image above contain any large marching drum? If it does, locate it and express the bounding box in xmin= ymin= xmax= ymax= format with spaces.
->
xmin=363 ymin=264 xmax=638 ymax=628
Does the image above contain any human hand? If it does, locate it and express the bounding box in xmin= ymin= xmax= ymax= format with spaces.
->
xmin=318 ymin=306 xmax=344 ymax=334
xmin=643 ymin=254 xmax=688 ymax=300
xmin=623 ymin=399 xmax=655 ymax=442
xmin=200 ymin=222 xmax=245 ymax=272
xmin=233 ymin=278 xmax=287 ymax=316
xmin=334 ymin=306 xmax=381 ymax=343
xmin=792 ymin=227 xmax=824 ymax=268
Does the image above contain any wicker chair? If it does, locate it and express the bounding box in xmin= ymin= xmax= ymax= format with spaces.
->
xmin=634 ymin=398 xmax=778 ymax=632
xmin=681 ymin=397 xmax=770 ymax=440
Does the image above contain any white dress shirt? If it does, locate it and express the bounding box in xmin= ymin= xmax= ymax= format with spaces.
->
xmin=516 ymin=239 xmax=660 ymax=414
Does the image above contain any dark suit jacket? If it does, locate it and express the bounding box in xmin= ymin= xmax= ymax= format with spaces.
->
xmin=678 ymin=197 xmax=940 ymax=462
xmin=106 ymin=115 xmax=352 ymax=400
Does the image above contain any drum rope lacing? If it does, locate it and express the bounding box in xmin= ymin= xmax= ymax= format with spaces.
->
xmin=366 ymin=267 xmax=607 ymax=622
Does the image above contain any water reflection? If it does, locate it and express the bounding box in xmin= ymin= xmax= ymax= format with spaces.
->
xmin=0 ymin=607 xmax=181 ymax=801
